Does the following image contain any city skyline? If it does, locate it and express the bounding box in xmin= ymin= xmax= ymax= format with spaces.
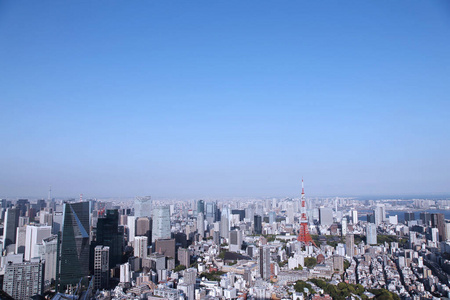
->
xmin=1 ymin=1 xmax=449 ymax=198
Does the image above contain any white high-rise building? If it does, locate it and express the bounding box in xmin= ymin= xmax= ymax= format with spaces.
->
xmin=366 ymin=223 xmax=377 ymax=245
xmin=351 ymin=210 xmax=358 ymax=224
xmin=197 ymin=213 xmax=205 ymax=238
xmin=120 ymin=262 xmax=131 ymax=283
xmin=134 ymin=236 xmax=148 ymax=258
xmin=40 ymin=235 xmax=58 ymax=287
xmin=374 ymin=205 xmax=386 ymax=226
xmin=25 ymin=225 xmax=52 ymax=261
xmin=431 ymin=228 xmax=439 ymax=243
xmin=127 ymin=216 xmax=137 ymax=243
xmin=342 ymin=218 xmax=347 ymax=236
xmin=220 ymin=206 xmax=230 ymax=240
xmin=152 ymin=206 xmax=171 ymax=243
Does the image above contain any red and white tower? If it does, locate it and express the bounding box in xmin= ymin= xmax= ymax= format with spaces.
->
xmin=297 ymin=178 xmax=317 ymax=247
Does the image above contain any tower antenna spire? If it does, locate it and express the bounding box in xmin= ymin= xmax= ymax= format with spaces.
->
xmin=302 ymin=177 xmax=304 ymax=195
xmin=297 ymin=177 xmax=317 ymax=248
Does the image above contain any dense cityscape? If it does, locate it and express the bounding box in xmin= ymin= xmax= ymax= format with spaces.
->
xmin=0 ymin=184 xmax=449 ymax=300
xmin=2 ymin=1 xmax=449 ymax=300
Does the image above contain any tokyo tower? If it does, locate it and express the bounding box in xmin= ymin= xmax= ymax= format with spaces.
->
xmin=297 ymin=178 xmax=317 ymax=247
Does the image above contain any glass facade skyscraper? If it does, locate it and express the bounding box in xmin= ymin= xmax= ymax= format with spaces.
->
xmin=57 ymin=201 xmax=91 ymax=292
xmin=152 ymin=206 xmax=171 ymax=243
xmin=96 ymin=209 xmax=123 ymax=268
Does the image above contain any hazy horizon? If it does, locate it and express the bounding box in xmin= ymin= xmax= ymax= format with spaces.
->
xmin=1 ymin=1 xmax=449 ymax=198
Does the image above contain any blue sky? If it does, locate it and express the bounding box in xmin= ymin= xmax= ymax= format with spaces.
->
xmin=1 ymin=1 xmax=449 ymax=198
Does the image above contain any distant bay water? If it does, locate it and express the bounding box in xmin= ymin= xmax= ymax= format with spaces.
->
xmin=358 ymin=209 xmax=450 ymax=222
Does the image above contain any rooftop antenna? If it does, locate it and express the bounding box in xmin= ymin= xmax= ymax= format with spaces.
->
xmin=48 ymin=185 xmax=52 ymax=201
xmin=80 ymin=193 xmax=83 ymax=202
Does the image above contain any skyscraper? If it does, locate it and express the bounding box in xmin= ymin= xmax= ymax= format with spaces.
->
xmin=205 ymin=202 xmax=217 ymax=224
xmin=220 ymin=206 xmax=230 ymax=240
xmin=254 ymin=215 xmax=262 ymax=235
xmin=366 ymin=223 xmax=377 ymax=245
xmin=345 ymin=234 xmax=354 ymax=258
xmin=197 ymin=200 xmax=205 ymax=215
xmin=2 ymin=207 xmax=19 ymax=251
xmin=374 ymin=205 xmax=386 ymax=226
xmin=259 ymin=246 xmax=271 ymax=280
xmin=134 ymin=236 xmax=148 ymax=258
xmin=25 ymin=225 xmax=52 ymax=261
xmin=197 ymin=213 xmax=204 ymax=238
xmin=268 ymin=211 xmax=276 ymax=224
xmin=178 ymin=248 xmax=190 ymax=267
xmin=420 ymin=212 xmax=431 ymax=226
xmin=57 ymin=201 xmax=91 ymax=292
xmin=94 ymin=246 xmax=110 ymax=290
xmin=96 ymin=209 xmax=123 ymax=268
xmin=341 ymin=217 xmax=347 ymax=236
xmin=351 ymin=210 xmax=358 ymax=224
xmin=152 ymin=206 xmax=171 ymax=243
xmin=431 ymin=213 xmax=446 ymax=241
xmin=404 ymin=212 xmax=415 ymax=222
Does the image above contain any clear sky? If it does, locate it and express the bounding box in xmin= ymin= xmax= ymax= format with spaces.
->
xmin=1 ymin=1 xmax=449 ymax=199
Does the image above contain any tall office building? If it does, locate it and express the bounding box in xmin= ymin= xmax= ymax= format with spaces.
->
xmin=259 ymin=246 xmax=271 ymax=280
xmin=229 ymin=229 xmax=242 ymax=252
xmin=15 ymin=226 xmax=27 ymax=254
xmin=351 ymin=210 xmax=358 ymax=224
xmin=197 ymin=200 xmax=205 ymax=215
xmin=120 ymin=262 xmax=131 ymax=283
xmin=345 ymin=234 xmax=354 ymax=258
xmin=178 ymin=248 xmax=190 ymax=267
xmin=25 ymin=225 xmax=52 ymax=261
xmin=404 ymin=212 xmax=415 ymax=222
xmin=134 ymin=236 xmax=148 ymax=258
xmin=420 ymin=212 xmax=431 ymax=226
xmin=134 ymin=196 xmax=152 ymax=218
xmin=341 ymin=217 xmax=348 ymax=236
xmin=254 ymin=215 xmax=262 ymax=235
xmin=2 ymin=207 xmax=19 ymax=251
xmin=4 ymin=261 xmax=45 ymax=299
xmin=41 ymin=235 xmax=58 ymax=287
xmin=245 ymin=205 xmax=255 ymax=222
xmin=287 ymin=202 xmax=295 ymax=224
xmin=431 ymin=213 xmax=446 ymax=241
xmin=374 ymin=205 xmax=386 ymax=226
xmin=220 ymin=206 xmax=230 ymax=240
xmin=197 ymin=213 xmax=205 ymax=238
xmin=127 ymin=216 xmax=137 ymax=243
xmin=94 ymin=246 xmax=110 ymax=290
xmin=152 ymin=206 xmax=171 ymax=243
xmin=57 ymin=201 xmax=91 ymax=292
xmin=366 ymin=223 xmax=377 ymax=245
xmin=96 ymin=210 xmax=123 ymax=268
xmin=319 ymin=207 xmax=333 ymax=226
xmin=205 ymin=202 xmax=217 ymax=224
xmin=268 ymin=211 xmax=276 ymax=224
